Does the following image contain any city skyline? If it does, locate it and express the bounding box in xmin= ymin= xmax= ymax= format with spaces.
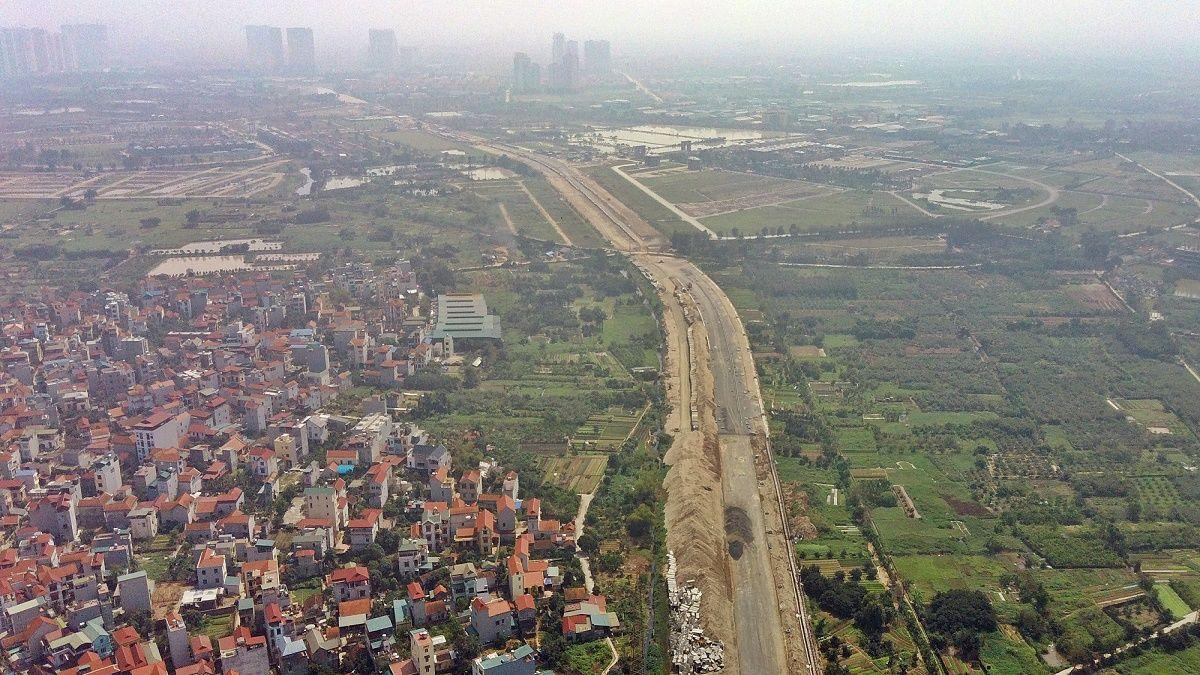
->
xmin=1 ymin=0 xmax=1198 ymax=68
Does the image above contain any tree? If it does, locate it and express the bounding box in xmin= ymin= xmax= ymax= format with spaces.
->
xmin=1080 ymin=229 xmax=1112 ymax=265
xmin=854 ymin=600 xmax=887 ymax=640
xmin=184 ymin=209 xmax=202 ymax=228
xmin=578 ymin=531 xmax=601 ymax=556
xmin=448 ymin=614 xmax=481 ymax=657
xmin=463 ymin=364 xmax=480 ymax=389
xmin=625 ymin=503 xmax=654 ymax=538
xmin=925 ymin=589 xmax=996 ymax=661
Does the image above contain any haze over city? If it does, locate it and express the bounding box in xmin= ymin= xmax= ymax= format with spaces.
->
xmin=1 ymin=3 xmax=1200 ymax=675
xmin=2 ymin=0 xmax=1199 ymax=69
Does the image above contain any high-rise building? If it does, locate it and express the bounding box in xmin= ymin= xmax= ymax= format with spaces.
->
xmin=60 ymin=24 xmax=107 ymax=71
xmin=762 ymin=107 xmax=791 ymax=131
xmin=368 ymin=29 xmax=397 ymax=70
xmin=546 ymin=34 xmax=580 ymax=93
xmin=1 ymin=24 xmax=107 ymax=78
xmin=397 ymin=46 xmax=415 ymax=71
xmin=0 ymin=28 xmax=67 ymax=77
xmin=512 ymin=52 xmax=540 ymax=93
xmin=0 ymin=28 xmax=35 ymax=78
xmin=551 ymin=33 xmax=566 ymax=65
xmin=245 ymin=25 xmax=284 ymax=72
xmin=286 ymin=27 xmax=315 ymax=74
xmin=584 ymin=40 xmax=611 ymax=76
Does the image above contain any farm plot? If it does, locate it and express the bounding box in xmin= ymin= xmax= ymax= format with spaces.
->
xmin=1135 ymin=476 xmax=1186 ymax=513
xmin=571 ymin=408 xmax=641 ymax=450
xmin=891 ymin=554 xmax=1011 ymax=599
xmin=542 ymin=454 xmax=609 ymax=494
xmin=639 ymin=169 xmax=831 ymax=217
xmin=0 ymin=161 xmax=290 ymax=199
xmin=1063 ymin=283 xmax=1125 ymax=312
xmin=1154 ymin=583 xmax=1192 ymax=620
xmin=699 ymin=189 xmax=913 ymax=236
xmin=1110 ymin=398 xmax=1193 ymax=437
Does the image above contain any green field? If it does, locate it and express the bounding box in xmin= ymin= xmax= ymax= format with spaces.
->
xmin=1155 ymin=583 xmax=1192 ymax=620
xmin=639 ymin=168 xmax=824 ymax=204
xmin=542 ymin=454 xmax=610 ymax=494
xmin=572 ymin=408 xmax=642 ymax=449
xmin=892 ymin=554 xmax=1011 ymax=599
xmin=583 ymin=165 xmax=690 ymax=236
xmin=523 ymin=178 xmax=607 ymax=248
xmin=380 ymin=128 xmax=487 ymax=156
xmin=700 ymin=189 xmax=913 ymax=236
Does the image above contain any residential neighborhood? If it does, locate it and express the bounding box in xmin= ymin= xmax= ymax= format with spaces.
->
xmin=0 ymin=260 xmax=620 ymax=674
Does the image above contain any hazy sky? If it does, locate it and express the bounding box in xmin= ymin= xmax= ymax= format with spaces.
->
xmin=2 ymin=1 xmax=1198 ymax=67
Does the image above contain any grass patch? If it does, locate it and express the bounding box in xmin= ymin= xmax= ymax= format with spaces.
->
xmin=1155 ymin=583 xmax=1192 ymax=620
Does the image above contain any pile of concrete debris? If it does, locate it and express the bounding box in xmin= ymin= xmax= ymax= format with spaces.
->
xmin=666 ymin=550 xmax=726 ymax=673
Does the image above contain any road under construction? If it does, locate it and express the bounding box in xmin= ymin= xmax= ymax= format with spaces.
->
xmin=439 ymin=129 xmax=819 ymax=674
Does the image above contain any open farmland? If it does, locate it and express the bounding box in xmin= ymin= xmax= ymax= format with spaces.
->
xmin=0 ymin=159 xmax=292 ymax=199
xmin=702 ymin=249 xmax=1200 ymax=673
xmin=699 ymin=189 xmax=916 ymax=236
xmin=639 ymin=168 xmax=832 ymax=217
xmin=542 ymin=454 xmax=609 ymax=493
xmin=572 ymin=408 xmax=642 ymax=450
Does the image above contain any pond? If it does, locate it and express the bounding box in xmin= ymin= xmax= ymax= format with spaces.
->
xmin=295 ymin=167 xmax=314 ymax=196
xmin=149 ymin=239 xmax=282 ymax=255
xmin=147 ymin=255 xmax=252 ymax=277
xmin=573 ymin=124 xmax=787 ymax=155
xmin=323 ymin=176 xmax=370 ymax=191
xmin=463 ymin=167 xmax=514 ymax=180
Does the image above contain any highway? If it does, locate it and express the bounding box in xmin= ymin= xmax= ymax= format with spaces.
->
xmin=436 ymin=126 xmax=817 ymax=673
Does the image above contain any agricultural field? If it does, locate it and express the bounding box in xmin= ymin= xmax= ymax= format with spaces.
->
xmin=699 ymin=189 xmax=914 ymax=236
xmin=700 ymin=250 xmax=1200 ymax=673
xmin=638 ymin=168 xmax=830 ymax=217
xmin=542 ymin=454 xmax=609 ymax=493
xmin=572 ymin=408 xmax=643 ymax=450
xmin=1110 ymin=398 xmax=1194 ymax=437
xmin=583 ymin=164 xmax=690 ymax=236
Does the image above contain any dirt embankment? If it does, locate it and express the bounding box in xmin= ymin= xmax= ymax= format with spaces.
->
xmin=659 ymin=288 xmax=738 ymax=661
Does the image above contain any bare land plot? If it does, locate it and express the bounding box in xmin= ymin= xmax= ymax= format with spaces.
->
xmin=379 ymin=128 xmax=487 ymax=156
xmin=0 ymin=160 xmax=290 ymax=199
xmin=639 ymin=169 xmax=830 ymax=217
xmin=1064 ymin=283 xmax=1125 ymax=312
xmin=699 ymin=189 xmax=916 ymax=235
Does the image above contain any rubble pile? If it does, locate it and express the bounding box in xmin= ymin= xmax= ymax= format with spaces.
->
xmin=666 ymin=550 xmax=726 ymax=673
